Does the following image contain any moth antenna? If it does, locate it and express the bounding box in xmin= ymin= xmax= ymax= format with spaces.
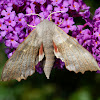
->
xmin=47 ymin=11 xmax=66 ymax=20
xmin=27 ymin=24 xmax=36 ymax=28
xmin=25 ymin=13 xmax=43 ymax=22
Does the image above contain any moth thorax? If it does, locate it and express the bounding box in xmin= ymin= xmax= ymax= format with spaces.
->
xmin=36 ymin=20 xmax=55 ymax=37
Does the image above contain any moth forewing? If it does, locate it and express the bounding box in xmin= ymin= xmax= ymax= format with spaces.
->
xmin=1 ymin=29 xmax=41 ymax=81
xmin=53 ymin=26 xmax=100 ymax=73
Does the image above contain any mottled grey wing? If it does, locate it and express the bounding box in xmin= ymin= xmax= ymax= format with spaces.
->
xmin=1 ymin=29 xmax=42 ymax=81
xmin=53 ymin=26 xmax=100 ymax=73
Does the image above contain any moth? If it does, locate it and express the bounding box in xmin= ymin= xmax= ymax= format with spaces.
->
xmin=1 ymin=13 xmax=100 ymax=81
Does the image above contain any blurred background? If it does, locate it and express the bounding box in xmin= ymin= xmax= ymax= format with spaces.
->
xmin=1 ymin=0 xmax=100 ymax=100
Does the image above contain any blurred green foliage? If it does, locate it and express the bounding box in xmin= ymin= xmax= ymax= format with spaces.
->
xmin=1 ymin=0 xmax=100 ymax=100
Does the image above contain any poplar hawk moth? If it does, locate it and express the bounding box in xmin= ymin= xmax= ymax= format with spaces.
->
xmin=1 ymin=19 xmax=100 ymax=81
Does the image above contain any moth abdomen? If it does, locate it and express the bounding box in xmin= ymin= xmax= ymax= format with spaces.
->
xmin=43 ymin=45 xmax=55 ymax=79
